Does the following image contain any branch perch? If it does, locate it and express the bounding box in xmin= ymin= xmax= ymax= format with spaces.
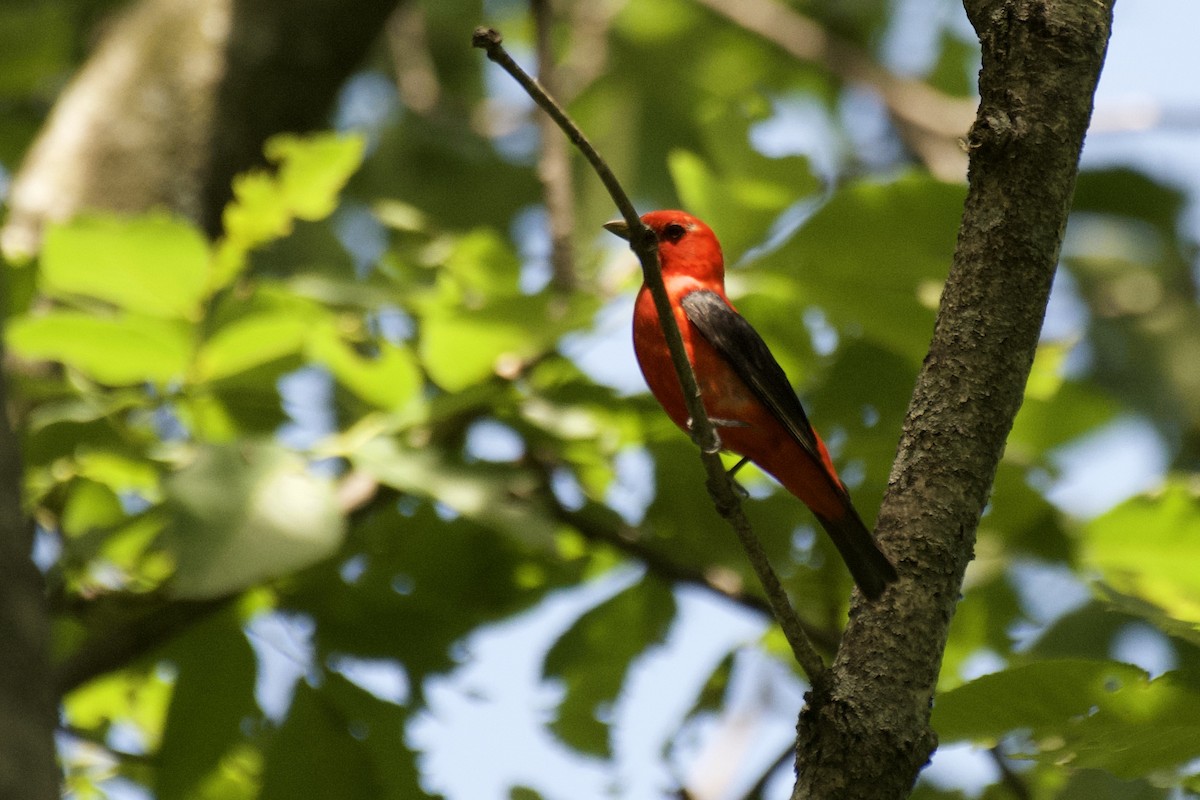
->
xmin=472 ymin=26 xmax=828 ymax=685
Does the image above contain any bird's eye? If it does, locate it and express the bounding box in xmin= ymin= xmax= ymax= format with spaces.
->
xmin=662 ymin=222 xmax=687 ymax=243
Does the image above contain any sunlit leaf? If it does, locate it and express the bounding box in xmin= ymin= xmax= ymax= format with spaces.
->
xmin=41 ymin=215 xmax=211 ymax=319
xmin=215 ymin=132 xmax=365 ymax=286
xmin=195 ymin=313 xmax=312 ymax=382
xmin=8 ymin=311 xmax=191 ymax=385
xmin=308 ymin=323 xmax=422 ymax=410
xmin=161 ymin=442 xmax=346 ymax=598
xmin=1086 ymin=480 xmax=1200 ymax=623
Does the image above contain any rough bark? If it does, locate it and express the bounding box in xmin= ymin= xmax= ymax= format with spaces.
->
xmin=1 ymin=0 xmax=401 ymax=256
xmin=792 ymin=2 xmax=1116 ymax=798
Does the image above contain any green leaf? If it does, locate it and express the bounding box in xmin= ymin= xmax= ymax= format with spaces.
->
xmin=414 ymin=228 xmax=594 ymax=391
xmin=8 ymin=311 xmax=191 ymax=385
xmin=215 ymin=132 xmax=365 ymax=286
xmin=1062 ymin=670 xmax=1200 ymax=777
xmin=195 ymin=312 xmax=312 ymax=382
xmin=63 ymin=665 xmax=173 ymax=743
xmin=61 ymin=479 xmax=125 ymax=537
xmin=352 ymin=436 xmax=557 ymax=549
xmin=282 ymin=503 xmax=566 ymax=682
xmin=668 ymin=106 xmax=820 ymax=263
xmin=307 ymin=324 xmax=422 ymax=410
xmin=41 ymin=215 xmax=211 ymax=319
xmin=937 ymin=659 xmax=1200 ymax=779
xmin=266 ymin=134 xmax=367 ymax=221
xmin=1057 ymin=770 xmax=1167 ymax=800
xmin=1086 ymin=481 xmax=1200 ymax=623
xmin=933 ymin=658 xmax=1146 ymax=743
xmin=157 ymin=609 xmax=257 ymax=800
xmin=260 ymin=680 xmax=379 ymax=800
xmin=543 ymin=576 xmax=676 ymax=756
xmin=760 ymin=174 xmax=964 ymax=361
xmin=161 ymin=442 xmax=346 ymax=598
xmin=0 ymin=4 xmax=72 ymax=96
xmin=668 ymin=148 xmax=811 ymax=264
xmin=419 ymin=298 xmax=548 ymax=391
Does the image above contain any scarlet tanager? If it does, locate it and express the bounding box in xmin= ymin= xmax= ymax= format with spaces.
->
xmin=605 ymin=210 xmax=898 ymax=600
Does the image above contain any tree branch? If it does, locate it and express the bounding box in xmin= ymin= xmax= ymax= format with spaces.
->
xmin=691 ymin=0 xmax=976 ymax=181
xmin=793 ymin=1 xmax=1116 ymax=797
xmin=534 ymin=462 xmax=842 ymax=655
xmin=472 ymin=27 xmax=828 ymax=685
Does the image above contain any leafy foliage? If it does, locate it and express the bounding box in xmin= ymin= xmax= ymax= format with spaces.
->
xmin=1 ymin=1 xmax=1197 ymax=799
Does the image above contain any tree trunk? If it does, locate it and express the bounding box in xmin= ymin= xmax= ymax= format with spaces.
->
xmin=1 ymin=0 xmax=401 ymax=258
xmin=0 ymin=320 xmax=56 ymax=800
xmin=792 ymin=1 xmax=1116 ymax=797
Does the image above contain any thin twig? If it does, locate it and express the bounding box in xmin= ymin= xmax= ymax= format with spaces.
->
xmin=472 ymin=27 xmax=828 ymax=685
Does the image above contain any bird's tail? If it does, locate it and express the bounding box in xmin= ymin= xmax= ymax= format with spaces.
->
xmin=814 ymin=506 xmax=898 ymax=601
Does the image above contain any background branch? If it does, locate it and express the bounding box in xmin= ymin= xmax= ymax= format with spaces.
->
xmin=532 ymin=0 xmax=579 ymax=291
xmin=693 ymin=0 xmax=976 ymax=180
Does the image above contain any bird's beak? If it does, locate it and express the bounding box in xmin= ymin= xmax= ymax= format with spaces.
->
xmin=602 ymin=219 xmax=631 ymax=241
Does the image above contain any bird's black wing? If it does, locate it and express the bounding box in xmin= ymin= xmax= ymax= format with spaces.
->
xmin=680 ymin=290 xmax=825 ymax=468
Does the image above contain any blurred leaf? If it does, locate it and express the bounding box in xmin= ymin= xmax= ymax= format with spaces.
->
xmin=1008 ymin=377 xmax=1119 ymax=461
xmin=352 ymin=436 xmax=558 ymax=548
xmin=41 ymin=215 xmax=211 ymax=319
xmin=1066 ymin=670 xmax=1200 ymax=777
xmin=981 ymin=463 xmax=1070 ymax=562
xmin=936 ymin=659 xmax=1200 ymax=778
xmin=64 ymin=665 xmax=172 ymax=745
xmin=414 ymin=229 xmax=593 ymax=392
xmin=308 ymin=323 xmax=421 ymax=411
xmin=265 ymin=134 xmax=366 ymax=221
xmin=1057 ymin=770 xmax=1167 ymax=800
xmin=543 ymin=576 xmax=676 ymax=755
xmin=1094 ymin=587 xmax=1200 ymax=653
xmin=161 ymin=442 xmax=346 ymax=598
xmin=215 ymin=132 xmax=365 ymax=286
xmin=933 ymin=658 xmax=1146 ymax=743
xmin=157 ymin=609 xmax=257 ymax=800
xmin=8 ymin=311 xmax=191 ymax=385
xmin=1086 ymin=480 xmax=1200 ymax=623
xmin=323 ymin=673 xmax=420 ymax=799
xmin=938 ymin=576 xmax=1021 ymax=690
xmin=260 ymin=681 xmax=380 ymax=800
xmin=0 ymin=3 xmax=72 ymax=95
xmin=282 ymin=503 xmax=571 ymax=686
xmin=195 ymin=312 xmax=312 ymax=382
xmin=668 ymin=105 xmax=819 ymax=262
xmin=761 ymin=175 xmax=964 ymax=360
xmin=61 ymin=479 xmax=125 ymax=537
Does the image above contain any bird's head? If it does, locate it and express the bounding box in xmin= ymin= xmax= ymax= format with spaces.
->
xmin=603 ymin=210 xmax=725 ymax=284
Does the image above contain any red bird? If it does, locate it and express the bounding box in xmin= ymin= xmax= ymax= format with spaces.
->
xmin=605 ymin=210 xmax=897 ymax=600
